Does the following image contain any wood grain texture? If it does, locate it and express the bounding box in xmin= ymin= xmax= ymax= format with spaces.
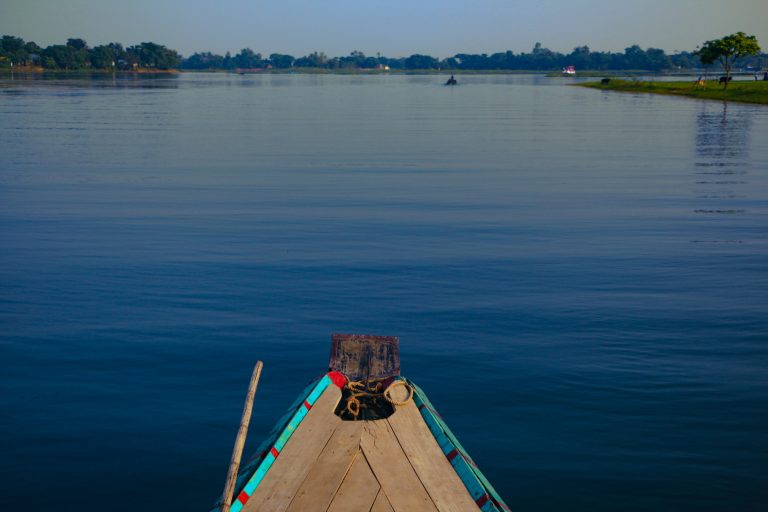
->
xmin=360 ymin=418 xmax=439 ymax=512
xmin=242 ymin=384 xmax=342 ymax=512
xmin=285 ymin=420 xmax=363 ymax=512
xmin=370 ymin=490 xmax=396 ymax=512
xmin=326 ymin=453 xmax=381 ymax=512
xmin=329 ymin=333 xmax=400 ymax=381
xmin=386 ymin=385 xmax=478 ymax=512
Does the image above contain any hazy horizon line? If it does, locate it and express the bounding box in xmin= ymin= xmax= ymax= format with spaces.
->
xmin=4 ymin=32 xmax=746 ymax=60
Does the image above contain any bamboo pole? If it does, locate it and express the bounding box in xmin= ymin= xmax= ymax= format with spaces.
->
xmin=220 ymin=361 xmax=263 ymax=512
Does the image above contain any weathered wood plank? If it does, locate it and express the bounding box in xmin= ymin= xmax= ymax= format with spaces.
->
xmin=285 ymin=420 xmax=363 ymax=512
xmin=360 ymin=419 xmax=439 ymax=512
xmin=370 ymin=490 xmax=395 ymax=512
xmin=326 ymin=453 xmax=380 ymax=512
xmin=242 ymin=384 xmax=342 ymax=512
xmin=386 ymin=385 xmax=478 ymax=512
xmin=329 ymin=333 xmax=400 ymax=381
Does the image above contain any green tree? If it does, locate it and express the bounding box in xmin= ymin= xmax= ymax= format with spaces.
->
xmin=404 ymin=54 xmax=438 ymax=69
xmin=41 ymin=44 xmax=87 ymax=69
xmin=0 ymin=35 xmax=27 ymax=66
xmin=233 ymin=48 xmax=263 ymax=69
xmin=66 ymin=38 xmax=88 ymax=51
xmin=294 ymin=51 xmax=327 ymax=68
xmin=269 ymin=53 xmax=294 ymax=68
xmin=90 ymin=45 xmax=117 ymax=69
xmin=126 ymin=42 xmax=180 ymax=69
xmin=645 ymin=48 xmax=671 ymax=71
xmin=567 ymin=45 xmax=591 ymax=69
xmin=697 ymin=32 xmax=760 ymax=88
xmin=24 ymin=41 xmax=42 ymax=55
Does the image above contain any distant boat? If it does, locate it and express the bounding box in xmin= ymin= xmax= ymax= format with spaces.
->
xmin=213 ymin=333 xmax=509 ymax=512
xmin=562 ymin=65 xmax=576 ymax=76
xmin=445 ymin=75 xmax=458 ymax=86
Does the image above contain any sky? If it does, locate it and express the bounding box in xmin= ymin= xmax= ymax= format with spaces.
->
xmin=1 ymin=0 xmax=766 ymax=58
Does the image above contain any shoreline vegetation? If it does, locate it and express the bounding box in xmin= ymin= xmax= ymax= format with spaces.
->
xmin=576 ymin=79 xmax=768 ymax=105
xmin=0 ymin=66 xmax=737 ymax=76
xmin=2 ymin=34 xmax=766 ymax=74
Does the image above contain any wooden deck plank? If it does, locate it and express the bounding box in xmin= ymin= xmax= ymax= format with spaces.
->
xmin=329 ymin=334 xmax=400 ymax=381
xmin=326 ymin=453 xmax=381 ymax=512
xmin=370 ymin=490 xmax=395 ymax=512
xmin=360 ymin=418 xmax=439 ymax=512
xmin=285 ymin=420 xmax=364 ymax=512
xmin=386 ymin=385 xmax=478 ymax=512
xmin=242 ymin=384 xmax=343 ymax=512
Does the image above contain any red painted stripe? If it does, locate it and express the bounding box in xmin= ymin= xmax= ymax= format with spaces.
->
xmin=303 ymin=400 xmax=312 ymax=410
xmin=237 ymin=491 xmax=249 ymax=505
xmin=446 ymin=449 xmax=459 ymax=461
xmin=494 ymin=498 xmax=512 ymax=511
xmin=475 ymin=493 xmax=490 ymax=508
xmin=327 ymin=371 xmax=347 ymax=388
xmin=270 ymin=446 xmax=279 ymax=458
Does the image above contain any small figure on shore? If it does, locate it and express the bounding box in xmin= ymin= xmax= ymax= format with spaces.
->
xmin=695 ymin=75 xmax=706 ymax=89
xmin=445 ymin=75 xmax=457 ymax=86
xmin=764 ymin=70 xmax=768 ymax=81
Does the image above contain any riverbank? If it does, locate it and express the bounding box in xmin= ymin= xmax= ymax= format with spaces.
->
xmin=0 ymin=67 xmax=179 ymax=74
xmin=0 ymin=67 xmax=542 ymax=75
xmin=0 ymin=66 xmax=716 ymax=77
xmin=576 ymin=79 xmax=768 ymax=105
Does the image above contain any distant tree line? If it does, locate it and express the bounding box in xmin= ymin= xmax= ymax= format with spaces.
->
xmin=181 ymin=43 xmax=765 ymax=72
xmin=2 ymin=35 xmax=765 ymax=72
xmin=0 ymin=35 xmax=180 ymax=70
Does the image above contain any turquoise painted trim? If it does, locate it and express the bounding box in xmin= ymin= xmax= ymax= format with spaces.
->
xmin=242 ymin=451 xmax=275 ymax=494
xmin=233 ymin=377 xmax=322 ymax=491
xmin=221 ymin=373 xmax=509 ymax=512
xmin=218 ymin=374 xmax=332 ymax=512
xmin=306 ymin=380 xmax=328 ymax=404
xmin=407 ymin=378 xmax=510 ymax=512
xmin=412 ymin=380 xmax=508 ymax=508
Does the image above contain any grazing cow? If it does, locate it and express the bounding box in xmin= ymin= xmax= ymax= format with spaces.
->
xmin=695 ymin=77 xmax=706 ymax=90
xmin=601 ymin=78 xmax=611 ymax=85
xmin=718 ymin=76 xmax=733 ymax=84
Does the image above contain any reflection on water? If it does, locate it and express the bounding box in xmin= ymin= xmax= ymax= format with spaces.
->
xmin=695 ymin=102 xmax=752 ymax=181
xmin=692 ymin=102 xmax=754 ymax=242
xmin=0 ymin=71 xmax=180 ymax=91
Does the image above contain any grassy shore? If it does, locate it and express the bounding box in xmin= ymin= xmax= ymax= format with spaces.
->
xmin=576 ymin=78 xmax=768 ymax=105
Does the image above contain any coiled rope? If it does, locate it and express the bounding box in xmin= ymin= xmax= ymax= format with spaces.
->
xmin=342 ymin=378 xmax=413 ymax=419
xmin=383 ymin=380 xmax=413 ymax=406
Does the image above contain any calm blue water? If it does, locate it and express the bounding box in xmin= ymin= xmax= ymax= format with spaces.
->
xmin=1 ymin=73 xmax=767 ymax=511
